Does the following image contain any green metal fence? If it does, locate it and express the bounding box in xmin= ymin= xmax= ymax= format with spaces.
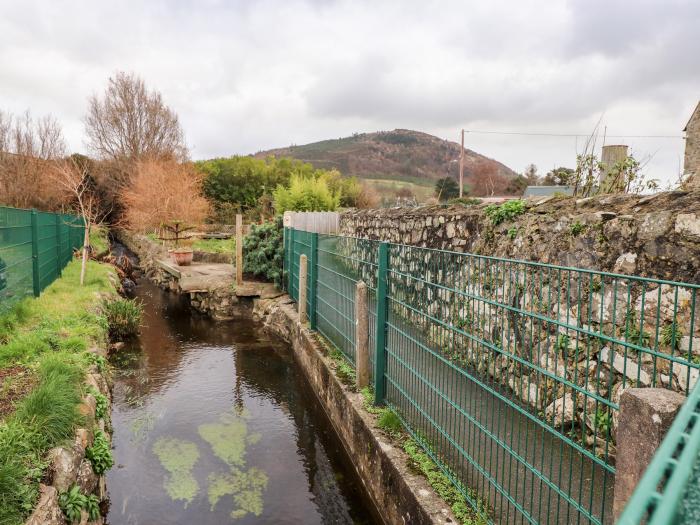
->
xmin=284 ymin=227 xmax=700 ymax=525
xmin=0 ymin=206 xmax=84 ymax=313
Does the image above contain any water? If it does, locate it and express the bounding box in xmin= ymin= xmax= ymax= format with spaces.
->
xmin=106 ymin=280 xmax=378 ymax=525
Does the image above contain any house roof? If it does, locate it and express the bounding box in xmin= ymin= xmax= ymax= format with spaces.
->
xmin=684 ymin=101 xmax=700 ymax=132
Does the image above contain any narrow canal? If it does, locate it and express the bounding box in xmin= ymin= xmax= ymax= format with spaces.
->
xmin=106 ymin=279 xmax=378 ymax=524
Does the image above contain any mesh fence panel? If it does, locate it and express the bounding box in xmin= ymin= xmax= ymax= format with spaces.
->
xmin=284 ymin=227 xmax=700 ymax=525
xmin=0 ymin=206 xmax=84 ymax=314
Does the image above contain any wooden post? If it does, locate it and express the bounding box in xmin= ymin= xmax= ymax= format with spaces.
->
xmin=459 ymin=129 xmax=465 ymax=198
xmin=298 ymin=254 xmax=308 ymax=323
xmin=236 ymin=214 xmax=243 ymax=285
xmin=355 ymin=281 xmax=369 ymax=389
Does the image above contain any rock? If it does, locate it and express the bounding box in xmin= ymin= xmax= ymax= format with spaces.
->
xmin=76 ymin=459 xmax=99 ymax=495
xmin=634 ymin=284 xmax=693 ymax=326
xmin=508 ymin=375 xmax=540 ymax=408
xmin=613 ymin=253 xmax=637 ymax=275
xmin=545 ymin=393 xmax=576 ymax=427
xmin=600 ymin=347 xmax=651 ymax=387
xmin=591 ymin=288 xmax=629 ymax=325
xmin=672 ymin=363 xmax=700 ymax=393
xmin=675 ymin=213 xmax=700 ymax=240
xmin=24 ymin=484 xmax=66 ymax=525
xmin=680 ymin=336 xmax=700 ymax=355
xmin=47 ymin=443 xmax=83 ymax=492
xmin=637 ymin=211 xmax=673 ymax=241
xmin=79 ymin=394 xmax=97 ymax=420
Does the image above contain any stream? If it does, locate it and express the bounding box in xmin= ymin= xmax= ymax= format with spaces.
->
xmin=105 ymin=276 xmax=378 ymax=524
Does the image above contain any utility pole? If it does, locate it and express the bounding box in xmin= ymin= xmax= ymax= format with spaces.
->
xmin=459 ymin=129 xmax=465 ymax=198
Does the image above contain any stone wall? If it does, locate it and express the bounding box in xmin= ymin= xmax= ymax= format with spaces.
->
xmin=340 ymin=189 xmax=700 ymax=283
xmin=25 ymin=346 xmax=112 ymax=525
xmin=685 ymin=103 xmax=700 ymax=187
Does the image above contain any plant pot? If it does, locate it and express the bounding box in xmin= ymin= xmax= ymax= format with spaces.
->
xmin=169 ymin=248 xmax=194 ymax=266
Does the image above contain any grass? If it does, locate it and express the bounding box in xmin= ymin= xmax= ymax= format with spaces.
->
xmin=0 ymin=257 xmax=115 ymax=525
xmin=191 ymin=237 xmax=235 ymax=254
xmin=90 ymin=225 xmax=109 ymax=254
xmin=100 ymin=298 xmax=142 ymax=340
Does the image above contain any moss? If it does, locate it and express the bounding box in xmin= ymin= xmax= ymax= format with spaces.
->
xmin=198 ymin=412 xmax=260 ymax=468
xmin=152 ymin=438 xmax=200 ymax=506
xmin=208 ymin=467 xmax=268 ymax=519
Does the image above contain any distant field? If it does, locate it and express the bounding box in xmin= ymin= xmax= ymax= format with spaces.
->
xmin=363 ymin=178 xmax=434 ymax=203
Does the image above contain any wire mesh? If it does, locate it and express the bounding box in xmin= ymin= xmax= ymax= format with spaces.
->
xmin=284 ymin=228 xmax=700 ymax=525
xmin=0 ymin=206 xmax=84 ymax=314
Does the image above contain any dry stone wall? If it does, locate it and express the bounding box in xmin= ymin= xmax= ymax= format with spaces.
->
xmin=335 ymin=190 xmax=700 ymax=460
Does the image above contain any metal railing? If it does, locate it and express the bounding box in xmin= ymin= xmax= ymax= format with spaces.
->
xmin=0 ymin=206 xmax=84 ymax=313
xmin=283 ymin=227 xmax=700 ymax=525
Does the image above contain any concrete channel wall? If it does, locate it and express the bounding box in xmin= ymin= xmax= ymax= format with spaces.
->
xmin=253 ymin=295 xmax=458 ymax=525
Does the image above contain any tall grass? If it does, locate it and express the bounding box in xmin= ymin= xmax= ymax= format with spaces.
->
xmin=0 ymin=353 xmax=85 ymax=524
xmin=0 ymin=257 xmax=114 ymax=525
xmin=101 ymin=298 xmax=142 ymax=340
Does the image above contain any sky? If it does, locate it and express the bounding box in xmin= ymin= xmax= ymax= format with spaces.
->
xmin=1 ymin=0 xmax=698 ymax=186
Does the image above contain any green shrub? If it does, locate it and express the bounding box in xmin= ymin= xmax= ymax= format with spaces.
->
xmin=484 ymin=199 xmax=525 ymax=225
xmin=273 ymin=173 xmax=340 ymax=213
xmin=242 ymin=217 xmax=284 ymax=285
xmin=86 ymin=430 xmax=113 ymax=475
xmin=377 ymin=410 xmax=403 ymax=435
xmin=58 ymin=486 xmax=87 ymax=524
xmin=569 ymin=221 xmax=585 ymax=236
xmin=101 ymin=298 xmax=142 ymax=340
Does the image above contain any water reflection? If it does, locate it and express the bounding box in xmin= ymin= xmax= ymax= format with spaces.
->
xmin=106 ymin=281 xmax=377 ymax=525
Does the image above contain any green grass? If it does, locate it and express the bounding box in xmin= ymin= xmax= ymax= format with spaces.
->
xmin=101 ymin=298 xmax=142 ymax=340
xmin=90 ymin=225 xmax=109 ymax=254
xmin=0 ymin=258 xmax=115 ymax=525
xmin=191 ymin=237 xmax=235 ymax=254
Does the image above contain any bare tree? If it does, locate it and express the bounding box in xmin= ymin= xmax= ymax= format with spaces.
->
xmin=52 ymin=158 xmax=111 ymax=285
xmin=0 ymin=110 xmax=67 ymax=209
xmin=84 ymin=72 xmax=187 ymax=163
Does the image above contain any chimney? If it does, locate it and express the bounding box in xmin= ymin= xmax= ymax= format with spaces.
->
xmin=600 ymin=144 xmax=628 ymax=193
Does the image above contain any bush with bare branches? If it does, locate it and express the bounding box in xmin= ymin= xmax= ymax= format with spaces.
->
xmin=0 ymin=110 xmax=68 ymax=209
xmin=121 ymin=159 xmax=210 ymax=231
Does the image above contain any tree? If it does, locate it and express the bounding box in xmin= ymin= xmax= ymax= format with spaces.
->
xmin=120 ymin=159 xmax=210 ymax=231
xmin=524 ymin=164 xmax=540 ymax=185
xmin=434 ymin=177 xmax=459 ymax=201
xmin=84 ymin=72 xmax=187 ymax=162
xmin=0 ymin=110 xmax=67 ymax=209
xmin=52 ymin=158 xmax=111 ymax=285
xmin=272 ymin=174 xmax=340 ymax=213
xmin=542 ymin=167 xmax=575 ymax=186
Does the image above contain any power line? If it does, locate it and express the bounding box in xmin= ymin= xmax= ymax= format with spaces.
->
xmin=464 ymin=129 xmax=684 ymax=139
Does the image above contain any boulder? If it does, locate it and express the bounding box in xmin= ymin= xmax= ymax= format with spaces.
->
xmin=47 ymin=443 xmax=84 ymax=493
xmin=545 ymin=393 xmax=577 ymax=427
xmin=600 ymin=347 xmax=651 ymax=387
xmin=76 ymin=459 xmax=99 ymax=495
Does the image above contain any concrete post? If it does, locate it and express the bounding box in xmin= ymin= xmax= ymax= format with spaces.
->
xmin=355 ymin=281 xmax=369 ymax=389
xmin=600 ymin=144 xmax=629 ymax=193
xmin=236 ymin=214 xmax=243 ymax=285
xmin=298 ymin=254 xmax=308 ymax=324
xmin=613 ymin=387 xmax=685 ymax=520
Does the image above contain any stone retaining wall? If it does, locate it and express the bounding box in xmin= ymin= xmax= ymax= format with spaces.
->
xmin=25 ymin=345 xmax=112 ymax=525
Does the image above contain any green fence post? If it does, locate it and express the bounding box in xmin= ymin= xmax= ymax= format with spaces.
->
xmin=309 ymin=232 xmax=319 ymax=330
xmin=30 ymin=209 xmax=40 ymax=297
xmin=287 ymin=228 xmax=295 ymax=294
xmin=55 ymin=214 xmax=62 ymax=276
xmin=374 ymin=242 xmax=389 ymax=405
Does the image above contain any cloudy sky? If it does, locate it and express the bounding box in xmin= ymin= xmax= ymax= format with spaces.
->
xmin=1 ymin=0 xmax=698 ymax=185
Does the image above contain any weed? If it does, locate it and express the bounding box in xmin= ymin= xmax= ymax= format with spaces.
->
xmin=85 ymin=353 xmax=108 ymax=374
xmin=89 ymin=387 xmax=108 ymax=420
xmin=85 ymin=494 xmax=100 ymax=521
xmin=507 ymin=227 xmax=518 ymax=240
xmin=86 ymin=430 xmax=114 ymax=475
xmin=59 ymin=486 xmax=86 ymax=524
xmin=101 ymin=298 xmax=142 ymax=340
xmin=661 ymin=322 xmax=683 ymax=350
xmin=484 ymin=200 xmax=525 ymax=226
xmin=403 ymin=438 xmax=489 ymax=524
xmin=569 ymin=221 xmax=585 ymax=236
xmin=377 ymin=409 xmax=403 ymax=435
xmin=595 ymin=409 xmax=611 ymax=437
xmin=554 ymin=334 xmax=570 ymax=354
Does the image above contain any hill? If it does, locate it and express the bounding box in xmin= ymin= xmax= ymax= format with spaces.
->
xmin=254 ymin=129 xmax=519 ymax=200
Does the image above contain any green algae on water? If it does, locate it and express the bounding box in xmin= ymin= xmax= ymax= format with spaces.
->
xmin=152 ymin=437 xmax=200 ymax=506
xmin=198 ymin=412 xmax=261 ymax=467
xmin=208 ymin=467 xmax=268 ymax=519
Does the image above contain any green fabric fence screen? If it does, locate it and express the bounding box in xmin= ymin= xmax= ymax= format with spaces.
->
xmin=284 ymin=226 xmax=700 ymax=525
xmin=0 ymin=206 xmax=84 ymax=314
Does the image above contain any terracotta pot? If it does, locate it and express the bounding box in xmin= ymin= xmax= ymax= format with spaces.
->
xmin=169 ymin=248 xmax=194 ymax=266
